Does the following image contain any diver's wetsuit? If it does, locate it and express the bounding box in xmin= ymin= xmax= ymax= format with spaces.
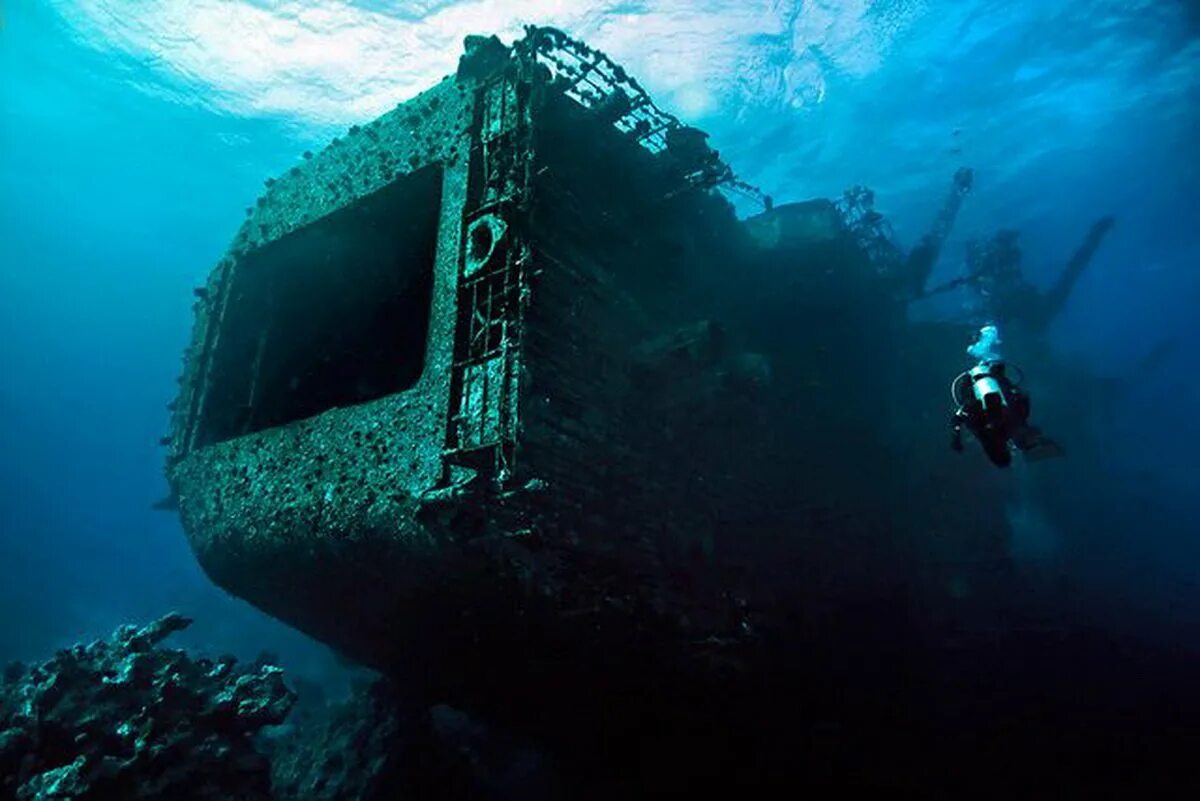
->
xmin=951 ymin=362 xmax=1056 ymax=467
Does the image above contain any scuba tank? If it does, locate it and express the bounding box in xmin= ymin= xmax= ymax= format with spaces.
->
xmin=968 ymin=362 xmax=1007 ymax=409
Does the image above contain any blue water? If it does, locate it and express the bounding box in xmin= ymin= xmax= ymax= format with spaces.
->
xmin=2 ymin=0 xmax=1198 ymax=689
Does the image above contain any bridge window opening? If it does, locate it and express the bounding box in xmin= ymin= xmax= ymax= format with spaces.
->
xmin=196 ymin=165 xmax=443 ymax=446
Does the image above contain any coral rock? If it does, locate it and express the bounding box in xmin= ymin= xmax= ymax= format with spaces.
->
xmin=0 ymin=614 xmax=295 ymax=801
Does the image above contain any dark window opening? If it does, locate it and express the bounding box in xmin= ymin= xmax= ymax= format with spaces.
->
xmin=196 ymin=164 xmax=443 ymax=447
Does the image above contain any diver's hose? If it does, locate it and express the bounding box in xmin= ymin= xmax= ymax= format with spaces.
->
xmin=950 ymin=371 xmax=971 ymax=406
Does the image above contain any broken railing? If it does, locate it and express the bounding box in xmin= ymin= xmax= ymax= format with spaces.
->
xmin=516 ymin=26 xmax=770 ymax=210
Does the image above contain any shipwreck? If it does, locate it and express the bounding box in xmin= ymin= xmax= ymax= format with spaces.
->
xmin=164 ymin=28 xmax=1015 ymax=716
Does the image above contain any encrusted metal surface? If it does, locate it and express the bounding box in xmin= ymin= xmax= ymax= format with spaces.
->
xmin=162 ymin=31 xmax=1000 ymax=708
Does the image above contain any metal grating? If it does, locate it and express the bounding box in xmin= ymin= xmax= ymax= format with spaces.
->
xmin=515 ymin=26 xmax=770 ymax=209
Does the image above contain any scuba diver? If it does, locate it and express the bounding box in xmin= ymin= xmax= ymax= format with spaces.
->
xmin=950 ymin=325 xmax=1062 ymax=468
